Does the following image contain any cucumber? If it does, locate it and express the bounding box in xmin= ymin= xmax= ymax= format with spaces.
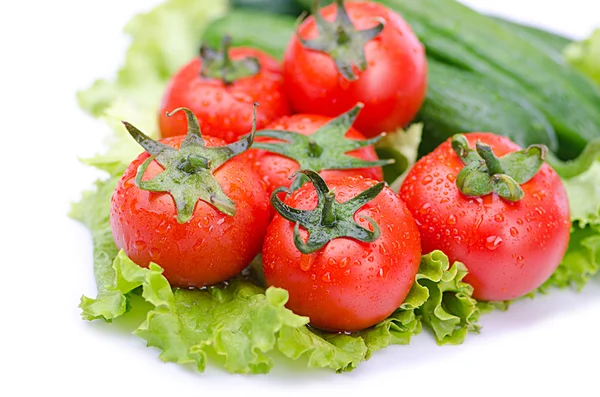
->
xmin=417 ymin=60 xmax=557 ymax=155
xmin=201 ymin=10 xmax=296 ymax=59
xmin=491 ymin=18 xmax=572 ymax=54
xmin=381 ymin=0 xmax=600 ymax=158
xmin=230 ymin=0 xmax=305 ymax=16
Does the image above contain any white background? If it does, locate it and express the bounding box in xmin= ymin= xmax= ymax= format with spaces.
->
xmin=1 ymin=1 xmax=599 ymax=396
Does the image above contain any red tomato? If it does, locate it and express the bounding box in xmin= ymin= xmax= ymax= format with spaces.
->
xmin=159 ymin=47 xmax=290 ymax=142
xmin=262 ymin=175 xmax=421 ymax=332
xmin=399 ymin=133 xmax=571 ymax=301
xmin=284 ymin=1 xmax=427 ymax=137
xmin=248 ymin=113 xmax=384 ymax=196
xmin=110 ymin=135 xmax=270 ymax=287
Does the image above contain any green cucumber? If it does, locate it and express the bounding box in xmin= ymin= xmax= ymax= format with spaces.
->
xmin=230 ymin=0 xmax=305 ymax=16
xmin=491 ymin=18 xmax=572 ymax=54
xmin=201 ymin=10 xmax=296 ymax=59
xmin=417 ymin=60 xmax=557 ymax=155
xmin=382 ymin=0 xmax=600 ymax=158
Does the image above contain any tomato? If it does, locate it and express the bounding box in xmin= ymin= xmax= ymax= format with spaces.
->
xmin=111 ymin=110 xmax=270 ymax=287
xmin=262 ymin=172 xmax=421 ymax=332
xmin=159 ymin=42 xmax=290 ymax=142
xmin=399 ymin=133 xmax=571 ymax=301
xmin=283 ymin=0 xmax=427 ymax=137
xmin=248 ymin=110 xmax=385 ymax=196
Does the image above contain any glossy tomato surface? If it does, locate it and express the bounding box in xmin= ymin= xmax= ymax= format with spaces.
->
xmin=248 ymin=113 xmax=384 ymax=196
xmin=399 ymin=133 xmax=571 ymax=301
xmin=262 ymin=175 xmax=422 ymax=332
xmin=284 ymin=1 xmax=427 ymax=137
xmin=110 ymin=135 xmax=270 ymax=287
xmin=160 ymin=47 xmax=290 ymax=142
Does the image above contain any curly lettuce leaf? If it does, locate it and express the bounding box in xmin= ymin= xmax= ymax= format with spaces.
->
xmin=564 ymin=29 xmax=600 ymax=85
xmin=413 ymin=251 xmax=481 ymax=345
xmin=77 ymin=0 xmax=226 ymax=118
xmin=81 ymin=251 xmax=309 ymax=374
xmin=276 ymin=250 xmax=480 ymax=372
xmin=374 ymin=123 xmax=423 ymax=188
xmin=70 ymin=177 xmax=120 ymax=293
xmin=540 ymin=226 xmax=600 ymax=291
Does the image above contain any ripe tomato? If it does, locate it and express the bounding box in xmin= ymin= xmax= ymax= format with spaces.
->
xmin=262 ymin=172 xmax=421 ymax=332
xmin=160 ymin=42 xmax=289 ymax=142
xmin=111 ymin=116 xmax=270 ymax=288
xmin=399 ymin=133 xmax=571 ymax=301
xmin=283 ymin=0 xmax=427 ymax=137
xmin=248 ymin=111 xmax=385 ymax=196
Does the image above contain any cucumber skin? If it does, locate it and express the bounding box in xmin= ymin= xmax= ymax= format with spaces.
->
xmin=231 ymin=0 xmax=305 ymax=16
xmin=418 ymin=60 xmax=557 ymax=155
xmin=202 ymin=10 xmax=296 ymax=59
xmin=381 ymin=0 xmax=600 ymax=158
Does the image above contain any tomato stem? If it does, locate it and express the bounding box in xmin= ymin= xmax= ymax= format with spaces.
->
xmin=476 ymin=141 xmax=505 ymax=176
xmin=123 ymin=105 xmax=259 ymax=223
xmin=299 ymin=0 xmax=385 ymax=80
xmin=451 ymin=134 xmax=547 ymax=202
xmin=199 ymin=35 xmax=260 ymax=85
xmin=271 ymin=170 xmax=383 ymax=254
xmin=252 ymin=103 xmax=392 ymax=192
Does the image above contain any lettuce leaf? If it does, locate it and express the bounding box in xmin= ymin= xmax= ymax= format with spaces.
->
xmin=375 ymin=123 xmax=423 ymax=188
xmin=70 ymin=177 xmax=120 ymax=293
xmin=78 ymin=238 xmax=480 ymax=374
xmin=77 ymin=0 xmax=227 ymax=118
xmin=564 ymin=29 xmax=600 ymax=85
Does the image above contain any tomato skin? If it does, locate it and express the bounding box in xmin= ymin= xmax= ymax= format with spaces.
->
xmin=283 ymin=1 xmax=427 ymax=137
xmin=159 ymin=47 xmax=290 ymax=142
xmin=262 ymin=176 xmax=421 ymax=332
xmin=110 ymin=135 xmax=271 ymax=288
xmin=248 ymin=113 xmax=384 ymax=196
xmin=399 ymin=133 xmax=571 ymax=301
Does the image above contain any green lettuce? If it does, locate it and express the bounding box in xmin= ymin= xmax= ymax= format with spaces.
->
xmin=540 ymin=141 xmax=600 ymax=291
xmin=78 ymin=247 xmax=480 ymax=373
xmin=375 ymin=123 xmax=423 ymax=188
xmin=564 ymin=29 xmax=600 ymax=85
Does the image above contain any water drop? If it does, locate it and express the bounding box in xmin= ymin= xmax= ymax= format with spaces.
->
xmin=134 ymin=240 xmax=147 ymax=250
xmin=299 ymin=254 xmax=313 ymax=271
xmin=494 ymin=214 xmax=504 ymax=223
xmin=340 ymin=257 xmax=350 ymax=268
xmin=510 ymin=227 xmax=519 ymax=237
xmin=419 ymin=203 xmax=431 ymax=214
xmin=485 ymin=236 xmax=503 ymax=250
xmin=421 ymin=175 xmax=433 ymax=185
xmin=447 ymin=214 xmax=457 ymax=225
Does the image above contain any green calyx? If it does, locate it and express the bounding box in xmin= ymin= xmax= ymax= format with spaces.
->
xmin=200 ymin=35 xmax=260 ymax=85
xmin=252 ymin=103 xmax=393 ymax=189
xmin=123 ymin=106 xmax=258 ymax=223
xmin=271 ymin=170 xmax=384 ymax=254
xmin=451 ymin=134 xmax=548 ymax=202
xmin=299 ymin=0 xmax=385 ymax=80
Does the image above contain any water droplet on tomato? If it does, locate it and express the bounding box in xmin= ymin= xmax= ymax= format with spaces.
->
xmin=322 ymin=272 xmax=332 ymax=283
xmin=494 ymin=214 xmax=504 ymax=223
xmin=327 ymin=257 xmax=337 ymax=267
xmin=157 ymin=220 xmax=171 ymax=234
xmin=485 ymin=236 xmax=503 ymax=250
xmin=446 ymin=173 xmax=456 ymax=182
xmin=510 ymin=227 xmax=519 ymax=237
xmin=134 ymin=240 xmax=147 ymax=250
xmin=419 ymin=203 xmax=431 ymax=214
xmin=447 ymin=214 xmax=457 ymax=225
xmin=339 ymin=257 xmax=350 ymax=268
xmin=421 ymin=175 xmax=433 ymax=185
xmin=378 ymin=244 xmax=389 ymax=255
xmin=299 ymin=254 xmax=313 ymax=271
xmin=517 ymin=255 xmax=525 ymax=262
